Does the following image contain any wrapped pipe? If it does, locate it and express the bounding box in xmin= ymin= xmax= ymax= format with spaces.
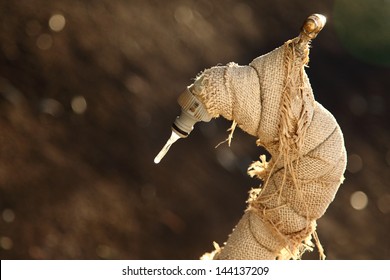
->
xmin=196 ymin=14 xmax=346 ymax=259
xmin=157 ymin=14 xmax=347 ymax=259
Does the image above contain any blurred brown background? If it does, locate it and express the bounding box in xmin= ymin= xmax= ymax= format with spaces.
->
xmin=0 ymin=0 xmax=389 ymax=259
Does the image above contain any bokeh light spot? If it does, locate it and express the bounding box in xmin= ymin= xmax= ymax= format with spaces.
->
xmin=347 ymin=153 xmax=363 ymax=173
xmin=0 ymin=236 xmax=13 ymax=250
xmin=174 ymin=6 xmax=194 ymax=25
xmin=216 ymin=147 xmax=237 ymax=171
xmin=96 ymin=244 xmax=111 ymax=259
xmin=28 ymin=246 xmax=46 ymax=259
xmin=36 ymin=33 xmax=53 ymax=50
xmin=71 ymin=96 xmax=87 ymax=114
xmin=350 ymin=191 xmax=368 ymax=210
xmin=40 ymin=98 xmax=64 ymax=117
xmin=2 ymin=208 xmax=15 ymax=223
xmin=125 ymin=75 xmax=149 ymax=95
xmin=233 ymin=3 xmax=253 ymax=23
xmin=377 ymin=194 xmax=390 ymax=214
xmin=49 ymin=14 xmax=66 ymax=32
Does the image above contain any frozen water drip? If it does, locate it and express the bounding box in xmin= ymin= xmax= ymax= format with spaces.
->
xmin=154 ymin=131 xmax=181 ymax=164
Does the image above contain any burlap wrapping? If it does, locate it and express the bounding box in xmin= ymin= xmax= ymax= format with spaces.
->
xmin=192 ymin=39 xmax=347 ymax=260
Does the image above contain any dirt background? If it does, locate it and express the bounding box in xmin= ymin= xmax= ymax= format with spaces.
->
xmin=0 ymin=0 xmax=389 ymax=259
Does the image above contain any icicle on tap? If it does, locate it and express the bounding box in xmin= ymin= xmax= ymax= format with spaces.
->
xmin=153 ymin=131 xmax=180 ymax=164
xmin=154 ymin=84 xmax=212 ymax=164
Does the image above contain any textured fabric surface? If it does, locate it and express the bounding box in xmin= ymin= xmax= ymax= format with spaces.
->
xmin=194 ymin=39 xmax=347 ymax=260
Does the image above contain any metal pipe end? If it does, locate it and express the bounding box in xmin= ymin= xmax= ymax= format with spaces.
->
xmin=301 ymin=14 xmax=327 ymax=40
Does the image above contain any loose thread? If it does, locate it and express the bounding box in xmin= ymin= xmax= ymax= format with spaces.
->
xmin=215 ymin=120 xmax=238 ymax=148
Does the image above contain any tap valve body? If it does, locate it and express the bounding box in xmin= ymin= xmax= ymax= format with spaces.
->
xmin=173 ymin=87 xmax=212 ymax=137
xmin=154 ymin=87 xmax=211 ymax=164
